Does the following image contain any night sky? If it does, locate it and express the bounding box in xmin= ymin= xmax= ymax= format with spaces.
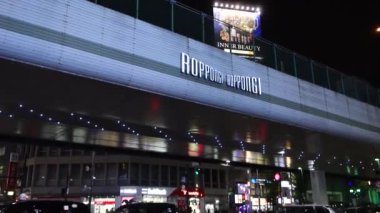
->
xmin=178 ymin=0 xmax=380 ymax=89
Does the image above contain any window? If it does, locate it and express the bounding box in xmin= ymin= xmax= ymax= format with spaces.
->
xmin=27 ymin=166 xmax=33 ymax=187
xmin=151 ymin=165 xmax=159 ymax=186
xmin=58 ymin=164 xmax=69 ymax=186
xmin=71 ymin=164 xmax=81 ymax=186
xmin=95 ymin=150 xmax=106 ymax=156
xmin=61 ymin=148 xmax=71 ymax=156
xmin=187 ymin=168 xmax=194 ymax=186
xmin=83 ymin=151 xmax=92 ymax=156
xmin=169 ymin=166 xmax=178 ymax=187
xmin=316 ymin=207 xmax=329 ymax=213
xmin=46 ymin=165 xmax=57 ymax=186
xmin=28 ymin=146 xmax=36 ymax=157
xmin=204 ymin=169 xmax=210 ymax=188
xmin=82 ymin=164 xmax=92 ymax=187
xmin=34 ymin=164 xmax=46 ymax=186
xmin=49 ymin=147 xmax=59 ymax=157
xmin=219 ymin=170 xmax=226 ymax=188
xmin=130 ymin=163 xmax=140 ymax=185
xmin=160 ymin=165 xmax=168 ymax=186
xmin=72 ymin=149 xmax=83 ymax=156
xmin=141 ymin=164 xmax=150 ymax=186
xmin=179 ymin=167 xmax=187 ymax=185
xmin=118 ymin=162 xmax=129 ymax=185
xmin=212 ymin=169 xmax=218 ymax=188
xmin=36 ymin=146 xmax=48 ymax=157
xmin=94 ymin=163 xmax=105 ymax=186
xmin=106 ymin=163 xmax=117 ymax=185
xmin=303 ymin=207 xmax=315 ymax=213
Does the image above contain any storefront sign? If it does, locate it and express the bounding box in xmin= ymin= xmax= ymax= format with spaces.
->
xmin=120 ymin=187 xmax=171 ymax=196
xmin=188 ymin=191 xmax=200 ymax=196
xmin=170 ymin=186 xmax=205 ymax=198
xmin=94 ymin=198 xmax=115 ymax=205
xmin=120 ymin=187 xmax=137 ymax=195
xmin=181 ymin=52 xmax=262 ymax=95
xmin=141 ymin=188 xmax=167 ymax=195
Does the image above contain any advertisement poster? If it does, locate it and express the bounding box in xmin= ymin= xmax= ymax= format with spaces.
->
xmin=213 ymin=3 xmax=261 ymax=58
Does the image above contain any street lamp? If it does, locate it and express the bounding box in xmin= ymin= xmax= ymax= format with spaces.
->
xmin=376 ymin=27 xmax=380 ymax=33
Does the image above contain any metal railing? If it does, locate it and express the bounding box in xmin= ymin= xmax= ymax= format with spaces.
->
xmin=91 ymin=0 xmax=380 ymax=107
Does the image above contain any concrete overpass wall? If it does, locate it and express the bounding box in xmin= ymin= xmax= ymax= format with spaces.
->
xmin=0 ymin=0 xmax=379 ymax=143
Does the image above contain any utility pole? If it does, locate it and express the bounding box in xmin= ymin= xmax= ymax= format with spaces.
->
xmin=88 ymin=151 xmax=95 ymax=208
xmin=63 ymin=150 xmax=73 ymax=201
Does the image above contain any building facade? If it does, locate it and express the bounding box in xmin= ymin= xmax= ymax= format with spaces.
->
xmin=0 ymin=0 xmax=379 ymax=212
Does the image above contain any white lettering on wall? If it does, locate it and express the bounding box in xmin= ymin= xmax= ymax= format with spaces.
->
xmin=181 ymin=52 xmax=223 ymax=84
xmin=181 ymin=52 xmax=262 ymax=96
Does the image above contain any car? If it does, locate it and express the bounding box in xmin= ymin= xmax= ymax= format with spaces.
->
xmin=329 ymin=202 xmax=348 ymax=213
xmin=0 ymin=204 xmax=9 ymax=213
xmin=114 ymin=202 xmax=178 ymax=213
xmin=277 ymin=204 xmax=336 ymax=213
xmin=345 ymin=206 xmax=379 ymax=213
xmin=3 ymin=200 xmax=91 ymax=213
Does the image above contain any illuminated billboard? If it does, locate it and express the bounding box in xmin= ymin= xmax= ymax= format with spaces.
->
xmin=213 ymin=2 xmax=261 ymax=58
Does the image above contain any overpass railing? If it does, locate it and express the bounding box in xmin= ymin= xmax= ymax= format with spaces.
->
xmin=90 ymin=0 xmax=380 ymax=107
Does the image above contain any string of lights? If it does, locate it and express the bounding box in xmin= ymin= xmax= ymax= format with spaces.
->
xmin=0 ymin=101 xmax=378 ymax=174
xmin=213 ymin=2 xmax=261 ymax=13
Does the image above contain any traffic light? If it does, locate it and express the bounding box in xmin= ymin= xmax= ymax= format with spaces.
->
xmin=195 ymin=168 xmax=200 ymax=176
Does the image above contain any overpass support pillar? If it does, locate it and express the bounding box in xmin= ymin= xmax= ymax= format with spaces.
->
xmin=310 ymin=170 xmax=328 ymax=205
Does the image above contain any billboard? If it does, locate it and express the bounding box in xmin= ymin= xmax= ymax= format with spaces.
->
xmin=213 ymin=2 xmax=261 ymax=58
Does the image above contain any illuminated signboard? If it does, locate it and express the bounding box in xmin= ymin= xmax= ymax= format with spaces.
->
xmin=170 ymin=187 xmax=205 ymax=198
xmin=213 ymin=2 xmax=261 ymax=58
xmin=237 ymin=183 xmax=248 ymax=194
xmin=141 ymin=188 xmax=167 ymax=196
xmin=235 ymin=194 xmax=244 ymax=204
xmin=120 ymin=187 xmax=137 ymax=195
xmin=120 ymin=187 xmax=170 ymax=196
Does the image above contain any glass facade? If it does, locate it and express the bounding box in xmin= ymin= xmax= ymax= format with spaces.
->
xmin=21 ymin=146 xmax=229 ymax=191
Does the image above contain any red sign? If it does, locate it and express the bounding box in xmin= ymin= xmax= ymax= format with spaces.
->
xmin=95 ymin=200 xmax=115 ymax=205
xmin=170 ymin=187 xmax=205 ymax=198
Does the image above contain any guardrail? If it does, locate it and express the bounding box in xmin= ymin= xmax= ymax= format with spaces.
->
xmin=91 ymin=0 xmax=380 ymax=107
